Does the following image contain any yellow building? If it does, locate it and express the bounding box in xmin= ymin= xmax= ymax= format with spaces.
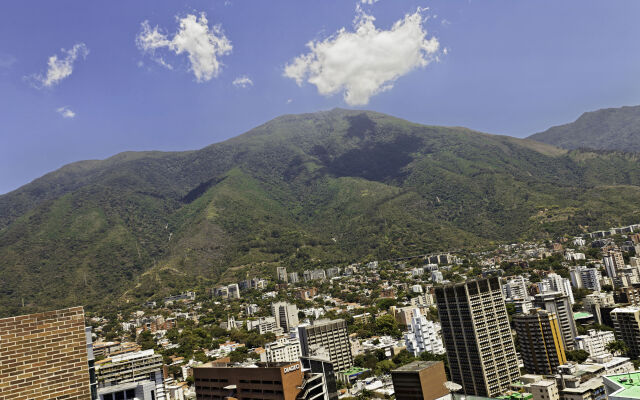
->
xmin=514 ymin=308 xmax=567 ymax=375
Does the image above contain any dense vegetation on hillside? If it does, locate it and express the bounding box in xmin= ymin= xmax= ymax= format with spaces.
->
xmin=2 ymin=109 xmax=640 ymax=316
xmin=529 ymin=105 xmax=640 ymax=152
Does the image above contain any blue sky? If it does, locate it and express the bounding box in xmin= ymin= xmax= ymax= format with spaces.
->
xmin=1 ymin=0 xmax=640 ymax=194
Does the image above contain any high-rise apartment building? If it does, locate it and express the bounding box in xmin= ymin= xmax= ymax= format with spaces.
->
xmin=583 ymin=292 xmax=614 ymax=314
xmin=410 ymin=293 xmax=434 ymax=308
xmin=533 ymin=292 xmax=578 ymax=350
xmin=403 ymin=308 xmax=445 ymax=356
xmin=96 ymin=349 xmax=165 ymax=399
xmin=228 ymin=283 xmax=241 ymax=299
xmin=326 ymin=267 xmax=341 ymax=279
xmin=262 ymin=337 xmax=302 ymax=363
xmin=610 ymin=306 xmax=640 ymax=357
xmin=277 ymin=266 xmax=288 ymax=283
xmin=614 ymin=284 xmax=640 ymax=305
xmin=604 ymin=250 xmax=625 ymax=278
xmin=503 ymin=275 xmax=530 ymax=301
xmin=514 ymin=309 xmax=567 ymax=374
xmin=435 ymin=277 xmax=520 ymax=397
xmin=570 ymin=266 xmax=602 ymax=292
xmin=247 ymin=316 xmax=283 ymax=335
xmin=391 ymin=361 xmax=450 ymax=400
xmin=0 ymin=306 xmax=93 ymax=400
xmin=544 ymin=273 xmax=575 ymax=304
xmin=575 ymin=329 xmax=616 ymax=358
xmin=298 ymin=319 xmax=353 ymax=372
xmin=272 ymin=301 xmax=299 ymax=332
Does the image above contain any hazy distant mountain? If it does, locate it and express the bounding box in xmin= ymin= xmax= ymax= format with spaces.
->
xmin=529 ymin=105 xmax=640 ymax=152
xmin=3 ymin=109 xmax=640 ymax=316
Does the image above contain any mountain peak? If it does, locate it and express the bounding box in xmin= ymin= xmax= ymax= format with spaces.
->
xmin=529 ymin=105 xmax=640 ymax=152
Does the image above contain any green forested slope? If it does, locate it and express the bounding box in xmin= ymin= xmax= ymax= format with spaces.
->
xmin=2 ymin=109 xmax=640 ymax=316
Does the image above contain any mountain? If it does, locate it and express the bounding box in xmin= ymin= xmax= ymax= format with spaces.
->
xmin=3 ymin=108 xmax=640 ymax=316
xmin=529 ymin=105 xmax=640 ymax=152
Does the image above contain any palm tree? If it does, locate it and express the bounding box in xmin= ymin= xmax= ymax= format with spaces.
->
xmin=606 ymin=340 xmax=629 ymax=356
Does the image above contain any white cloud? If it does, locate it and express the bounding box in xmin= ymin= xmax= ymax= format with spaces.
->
xmin=361 ymin=0 xmax=380 ymax=4
xmin=284 ymin=8 xmax=441 ymax=106
xmin=232 ymin=75 xmax=253 ymax=88
xmin=136 ymin=12 xmax=232 ymax=82
xmin=28 ymin=43 xmax=88 ymax=88
xmin=57 ymin=106 xmax=76 ymax=119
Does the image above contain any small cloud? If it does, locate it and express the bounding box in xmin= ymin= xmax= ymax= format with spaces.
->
xmin=155 ymin=57 xmax=174 ymax=70
xmin=361 ymin=0 xmax=380 ymax=4
xmin=57 ymin=106 xmax=76 ymax=119
xmin=27 ymin=43 xmax=89 ymax=88
xmin=232 ymin=75 xmax=253 ymax=88
xmin=136 ymin=12 xmax=232 ymax=82
xmin=0 ymin=54 xmax=17 ymax=69
xmin=284 ymin=7 xmax=441 ymax=106
xmin=286 ymin=98 xmax=293 ymax=104
xmin=441 ymin=19 xmax=451 ymax=26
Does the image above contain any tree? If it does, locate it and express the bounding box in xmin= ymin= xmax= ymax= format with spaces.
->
xmin=136 ymin=330 xmax=156 ymax=350
xmin=606 ymin=340 xmax=629 ymax=356
xmin=374 ymin=315 xmax=401 ymax=338
xmin=376 ymin=298 xmax=397 ymax=311
xmin=375 ymin=359 xmax=396 ymax=374
xmin=426 ymin=306 xmax=439 ymax=322
xmin=354 ymin=353 xmax=378 ymax=370
xmin=228 ymin=347 xmax=251 ymax=363
xmin=193 ymin=351 xmax=209 ymax=363
xmin=566 ymin=349 xmax=589 ymax=363
xmin=391 ymin=349 xmax=415 ymax=366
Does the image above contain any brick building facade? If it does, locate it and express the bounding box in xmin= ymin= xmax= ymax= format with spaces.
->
xmin=0 ymin=306 xmax=92 ymax=399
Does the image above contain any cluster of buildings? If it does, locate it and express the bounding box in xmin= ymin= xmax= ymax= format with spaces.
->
xmin=11 ymin=223 xmax=640 ymax=399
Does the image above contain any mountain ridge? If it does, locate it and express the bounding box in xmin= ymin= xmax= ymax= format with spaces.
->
xmin=2 ymin=108 xmax=640 ymax=317
xmin=528 ymin=104 xmax=640 ymax=152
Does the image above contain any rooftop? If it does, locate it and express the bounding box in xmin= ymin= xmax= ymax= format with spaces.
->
xmin=338 ymin=367 xmax=370 ymax=375
xmin=573 ymin=312 xmax=594 ymax=320
xmin=498 ymin=392 xmax=533 ymax=400
xmin=393 ymin=360 xmax=441 ymax=372
xmin=199 ymin=361 xmax=298 ymax=369
xmin=611 ymin=306 xmax=640 ymax=313
xmin=605 ymin=372 xmax=640 ymax=399
xmin=531 ymin=380 xmax=556 ymax=387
